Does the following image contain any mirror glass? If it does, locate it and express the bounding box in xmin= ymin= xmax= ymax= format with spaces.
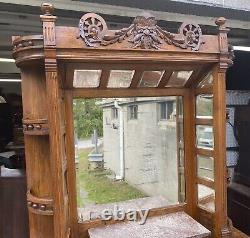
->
xmin=73 ymin=70 xmax=101 ymax=88
xmin=73 ymin=96 xmax=184 ymax=221
xmin=176 ymin=97 xmax=185 ymax=202
xmin=107 ymin=70 xmax=134 ymax=88
xmin=197 ymin=71 xmax=213 ymax=88
xmin=166 ymin=71 xmax=193 ymax=87
xmin=139 ymin=71 xmax=164 ymax=87
xmin=198 ymin=184 xmax=215 ymax=212
xmin=197 ymin=155 xmax=214 ymax=181
xmin=196 ymin=125 xmax=214 ymax=149
xmin=196 ymin=94 xmax=213 ymax=118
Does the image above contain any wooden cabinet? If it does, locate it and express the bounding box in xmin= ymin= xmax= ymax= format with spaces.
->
xmin=11 ymin=3 xmax=233 ymax=237
xmin=0 ymin=168 xmax=29 ymax=238
xmin=228 ymin=106 xmax=250 ymax=235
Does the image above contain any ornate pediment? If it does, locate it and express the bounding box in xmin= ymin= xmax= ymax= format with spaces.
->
xmin=79 ymin=13 xmax=204 ymax=51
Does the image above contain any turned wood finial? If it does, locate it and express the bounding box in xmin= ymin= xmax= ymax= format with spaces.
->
xmin=215 ymin=17 xmax=226 ymax=27
xmin=41 ymin=2 xmax=54 ymax=16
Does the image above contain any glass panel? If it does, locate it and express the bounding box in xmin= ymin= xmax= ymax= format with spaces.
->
xmin=196 ymin=125 xmax=214 ymax=149
xmin=197 ymin=155 xmax=214 ymax=181
xmin=139 ymin=71 xmax=164 ymax=87
xmin=166 ymin=71 xmax=193 ymax=87
xmin=107 ymin=70 xmax=134 ymax=88
xmin=198 ymin=184 xmax=215 ymax=212
xmin=196 ymin=94 xmax=213 ymax=118
xmin=73 ymin=70 xmax=101 ymax=88
xmin=74 ymin=97 xmax=184 ymax=222
xmin=197 ymin=71 xmax=213 ymax=88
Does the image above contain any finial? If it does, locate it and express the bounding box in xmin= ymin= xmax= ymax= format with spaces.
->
xmin=215 ymin=17 xmax=226 ymax=27
xmin=41 ymin=2 xmax=54 ymax=16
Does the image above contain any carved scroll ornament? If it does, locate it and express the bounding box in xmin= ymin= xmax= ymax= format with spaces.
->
xmin=79 ymin=13 xmax=203 ymax=51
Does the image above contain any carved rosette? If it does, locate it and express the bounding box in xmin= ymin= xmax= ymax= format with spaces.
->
xmin=79 ymin=13 xmax=204 ymax=51
xmin=79 ymin=13 xmax=107 ymax=47
xmin=179 ymin=23 xmax=203 ymax=51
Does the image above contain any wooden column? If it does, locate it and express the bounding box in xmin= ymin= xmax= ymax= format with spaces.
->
xmin=213 ymin=17 xmax=232 ymax=238
xmin=65 ymin=91 xmax=79 ymax=238
xmin=183 ymin=89 xmax=197 ymax=218
xmin=41 ymin=3 xmax=70 ymax=238
xmin=213 ymin=69 xmax=231 ymax=238
xmin=21 ymin=65 xmax=54 ymax=237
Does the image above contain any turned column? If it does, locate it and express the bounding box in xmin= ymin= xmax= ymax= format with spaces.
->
xmin=21 ymin=65 xmax=54 ymax=237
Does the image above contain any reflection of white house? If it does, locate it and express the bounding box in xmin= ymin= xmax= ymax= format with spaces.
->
xmin=100 ymin=97 xmax=181 ymax=204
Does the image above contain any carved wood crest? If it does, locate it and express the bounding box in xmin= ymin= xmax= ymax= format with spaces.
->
xmin=78 ymin=13 xmax=204 ymax=51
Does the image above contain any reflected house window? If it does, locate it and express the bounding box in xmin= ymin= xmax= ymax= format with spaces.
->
xmin=167 ymin=71 xmax=193 ymax=87
xmin=73 ymin=70 xmax=102 ymax=88
xmin=139 ymin=71 xmax=164 ymax=87
xmin=111 ymin=107 xmax=118 ymax=119
xmin=128 ymin=105 xmax=138 ymax=120
xmin=159 ymin=101 xmax=174 ymax=120
xmin=107 ymin=70 xmax=134 ymax=88
xmin=105 ymin=116 xmax=111 ymax=125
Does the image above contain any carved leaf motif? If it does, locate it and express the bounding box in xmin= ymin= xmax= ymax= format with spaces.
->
xmin=156 ymin=26 xmax=187 ymax=49
xmin=101 ymin=25 xmax=134 ymax=46
xmin=78 ymin=13 xmax=204 ymax=51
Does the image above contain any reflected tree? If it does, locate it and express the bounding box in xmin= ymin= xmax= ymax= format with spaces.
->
xmin=73 ymin=99 xmax=103 ymax=139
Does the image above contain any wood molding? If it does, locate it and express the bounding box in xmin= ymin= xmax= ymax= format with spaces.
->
xmin=197 ymin=206 xmax=215 ymax=231
xmin=98 ymin=70 xmax=110 ymax=89
xmin=195 ymin=118 xmax=213 ymax=126
xmin=196 ymin=148 xmax=214 ymax=157
xmin=129 ymin=70 xmax=144 ymax=88
xmin=157 ymin=70 xmax=173 ymax=88
xmin=197 ymin=177 xmax=215 ymax=189
xmin=195 ymin=86 xmax=213 ymax=95
xmin=78 ymin=203 xmax=186 ymax=237
xmin=72 ymin=88 xmax=188 ymax=98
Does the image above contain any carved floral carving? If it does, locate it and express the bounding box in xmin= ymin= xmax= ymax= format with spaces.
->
xmin=79 ymin=14 xmax=204 ymax=50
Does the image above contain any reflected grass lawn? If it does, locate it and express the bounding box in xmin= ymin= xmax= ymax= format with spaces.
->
xmin=76 ymin=149 xmax=146 ymax=207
